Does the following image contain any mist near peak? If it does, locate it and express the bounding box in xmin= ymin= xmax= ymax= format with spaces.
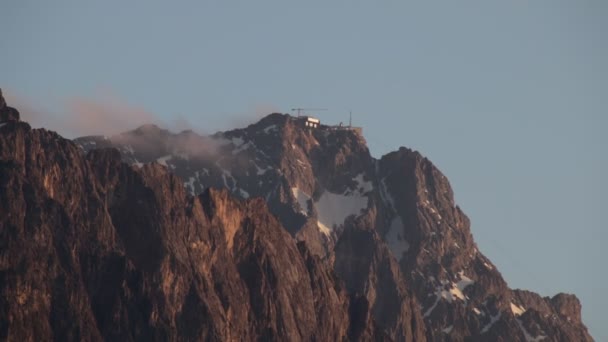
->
xmin=5 ymin=89 xmax=280 ymax=138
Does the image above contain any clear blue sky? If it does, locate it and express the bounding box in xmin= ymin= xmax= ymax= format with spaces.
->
xmin=2 ymin=1 xmax=606 ymax=339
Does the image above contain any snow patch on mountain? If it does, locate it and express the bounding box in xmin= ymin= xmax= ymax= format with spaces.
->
xmin=456 ymin=272 xmax=474 ymax=292
xmin=185 ymin=176 xmax=196 ymax=193
xmin=232 ymin=141 xmax=254 ymax=155
xmin=423 ymin=296 xmax=440 ymax=318
xmin=315 ymin=190 xmax=368 ymax=235
xmin=263 ymin=124 xmax=277 ymax=134
xmin=157 ymin=155 xmax=172 ymax=166
xmin=379 ymin=177 xmax=395 ymax=210
xmin=481 ymin=312 xmax=502 ymax=334
xmin=238 ymin=188 xmax=250 ymax=199
xmin=385 ymin=216 xmax=409 ymax=261
xmin=231 ymin=137 xmax=244 ymax=147
xmin=424 ymin=272 xmax=475 ymax=317
xmin=516 ymin=318 xmax=547 ymax=341
xmin=511 ymin=302 xmax=526 ymax=316
xmin=353 ymin=173 xmax=373 ymax=194
xmin=291 ymin=187 xmax=311 ymax=215
xmin=253 ymin=162 xmax=270 ymax=175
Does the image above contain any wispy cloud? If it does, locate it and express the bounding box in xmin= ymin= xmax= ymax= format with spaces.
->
xmin=4 ymin=89 xmax=162 ymax=138
xmin=4 ymin=88 xmax=281 ymax=139
xmin=63 ymin=96 xmax=160 ymax=137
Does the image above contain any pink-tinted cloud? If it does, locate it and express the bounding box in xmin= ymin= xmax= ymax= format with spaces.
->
xmin=4 ymin=88 xmax=281 ymax=139
xmin=4 ymin=89 xmax=161 ymax=138
xmin=63 ymin=96 xmax=160 ymax=137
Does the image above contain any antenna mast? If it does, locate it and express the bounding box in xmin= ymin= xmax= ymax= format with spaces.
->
xmin=291 ymin=108 xmax=327 ymax=117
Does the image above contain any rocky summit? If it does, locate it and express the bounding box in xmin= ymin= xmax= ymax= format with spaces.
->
xmin=0 ymin=90 xmax=594 ymax=341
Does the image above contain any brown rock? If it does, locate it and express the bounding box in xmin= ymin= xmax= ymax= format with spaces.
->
xmin=0 ymin=88 xmax=20 ymax=122
xmin=0 ymin=122 xmax=384 ymax=340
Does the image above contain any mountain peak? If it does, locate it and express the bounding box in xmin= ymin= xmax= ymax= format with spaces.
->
xmin=0 ymin=88 xmax=5 ymax=109
xmin=132 ymin=123 xmax=165 ymax=135
xmin=0 ymin=88 xmax=20 ymax=123
xmin=68 ymin=109 xmax=594 ymax=341
xmin=255 ymin=112 xmax=290 ymax=126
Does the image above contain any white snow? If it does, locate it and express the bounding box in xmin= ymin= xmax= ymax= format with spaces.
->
xmin=442 ymin=272 xmax=474 ymax=302
xmin=385 ymin=216 xmax=410 ymax=261
xmin=291 ymin=187 xmax=311 ymax=215
xmin=480 ymin=312 xmax=501 ymax=334
xmin=446 ymin=285 xmax=466 ymax=302
xmin=353 ymin=173 xmax=373 ymax=194
xmin=442 ymin=325 xmax=453 ymax=334
xmin=423 ymin=295 xmax=440 ymax=318
xmin=133 ymin=162 xmax=144 ymax=168
xmin=483 ymin=262 xmax=493 ymax=270
xmin=219 ymin=167 xmax=236 ymax=191
xmin=185 ymin=176 xmax=197 ymax=193
xmin=473 ymin=307 xmax=482 ymax=315
xmin=511 ymin=302 xmax=526 ymax=316
xmin=263 ymin=124 xmax=277 ymax=133
xmin=379 ymin=178 xmax=395 ymax=210
xmin=157 ymin=155 xmax=172 ymax=166
xmin=256 ymin=165 xmax=267 ymax=175
xmin=516 ymin=318 xmax=547 ymax=342
xmin=238 ymin=188 xmax=250 ymax=199
xmin=315 ymin=190 xmax=368 ymax=235
xmin=456 ymin=272 xmax=474 ymax=292
xmin=232 ymin=141 xmax=253 ymax=155
xmin=425 ymin=272 xmax=474 ymax=316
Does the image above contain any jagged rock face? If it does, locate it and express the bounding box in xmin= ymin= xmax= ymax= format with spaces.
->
xmin=75 ymin=112 xmax=593 ymax=341
xmin=0 ymin=119 xmax=390 ymax=340
xmin=510 ymin=291 xmax=593 ymax=341
xmin=376 ymin=148 xmax=594 ymax=341
xmin=0 ymin=89 xmax=20 ymax=123
xmin=334 ymin=220 xmax=426 ymax=341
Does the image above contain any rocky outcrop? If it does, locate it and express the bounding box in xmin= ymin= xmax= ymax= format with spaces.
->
xmin=334 ymin=220 xmax=427 ymax=341
xmin=0 ymin=88 xmax=20 ymax=123
xmin=510 ymin=290 xmax=593 ymax=341
xmin=376 ymin=147 xmax=593 ymax=341
xmin=2 ymin=91 xmax=593 ymax=341
xmin=0 ymin=111 xmax=387 ymax=340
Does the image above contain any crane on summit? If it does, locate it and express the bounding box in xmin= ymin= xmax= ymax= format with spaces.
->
xmin=291 ymin=108 xmax=327 ymax=117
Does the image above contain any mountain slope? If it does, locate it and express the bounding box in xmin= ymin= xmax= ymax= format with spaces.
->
xmin=0 ymin=98 xmax=400 ymax=341
xmin=75 ymin=111 xmax=593 ymax=341
xmin=0 ymin=89 xmax=593 ymax=341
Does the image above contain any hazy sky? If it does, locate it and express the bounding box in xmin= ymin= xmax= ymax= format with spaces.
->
xmin=2 ymin=1 xmax=606 ymax=339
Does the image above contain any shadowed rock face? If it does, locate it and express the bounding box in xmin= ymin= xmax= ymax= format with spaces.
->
xmin=0 ymin=88 xmax=20 ymax=123
xmin=1 ymin=88 xmax=594 ymax=341
xmin=76 ymin=111 xmax=594 ymax=341
xmin=0 ymin=111 xmax=387 ymax=340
